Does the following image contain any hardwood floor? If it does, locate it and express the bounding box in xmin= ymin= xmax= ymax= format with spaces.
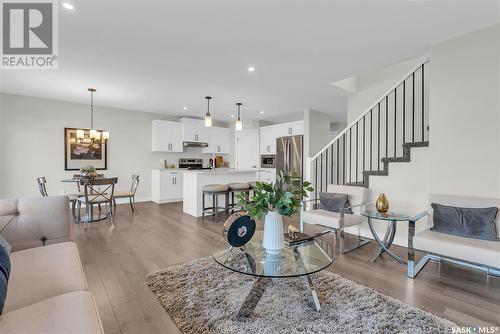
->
xmin=71 ymin=201 xmax=500 ymax=333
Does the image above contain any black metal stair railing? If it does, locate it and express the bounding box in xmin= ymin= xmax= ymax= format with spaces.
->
xmin=308 ymin=61 xmax=429 ymax=199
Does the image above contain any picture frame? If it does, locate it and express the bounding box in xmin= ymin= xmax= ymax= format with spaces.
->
xmin=64 ymin=127 xmax=108 ymax=171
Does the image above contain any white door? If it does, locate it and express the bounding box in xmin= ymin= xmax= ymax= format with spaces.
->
xmin=236 ymin=130 xmax=259 ymax=171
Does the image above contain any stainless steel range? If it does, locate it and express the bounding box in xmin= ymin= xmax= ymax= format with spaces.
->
xmin=178 ymin=158 xmax=211 ymax=170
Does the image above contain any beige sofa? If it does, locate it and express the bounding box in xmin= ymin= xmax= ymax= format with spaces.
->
xmin=408 ymin=194 xmax=500 ymax=279
xmin=0 ymin=195 xmax=104 ymax=334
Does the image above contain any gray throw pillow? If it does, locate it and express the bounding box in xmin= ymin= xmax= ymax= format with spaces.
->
xmin=319 ymin=193 xmax=352 ymax=214
xmin=431 ymin=203 xmax=498 ymax=241
xmin=0 ymin=235 xmax=11 ymax=255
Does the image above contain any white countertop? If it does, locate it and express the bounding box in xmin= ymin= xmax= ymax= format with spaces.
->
xmin=184 ymin=168 xmax=258 ymax=174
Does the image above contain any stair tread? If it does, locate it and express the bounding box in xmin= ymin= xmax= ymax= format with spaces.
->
xmin=363 ymin=170 xmax=388 ymax=176
xmin=402 ymin=141 xmax=429 ymax=148
xmin=345 ymin=182 xmax=368 ymax=188
xmin=381 ymin=157 xmax=410 ymax=163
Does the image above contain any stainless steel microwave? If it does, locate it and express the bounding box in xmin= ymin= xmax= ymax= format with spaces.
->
xmin=261 ymin=155 xmax=276 ymax=168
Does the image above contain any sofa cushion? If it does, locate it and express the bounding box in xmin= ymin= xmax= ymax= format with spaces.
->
xmin=301 ymin=209 xmax=363 ymax=229
xmin=0 ymin=195 xmax=71 ymax=252
xmin=319 ymin=193 xmax=352 ymax=214
xmin=414 ymin=228 xmax=500 ymax=269
xmin=0 ymin=291 xmax=104 ymax=334
xmin=4 ymin=242 xmax=87 ymax=313
xmin=431 ymin=203 xmax=498 ymax=241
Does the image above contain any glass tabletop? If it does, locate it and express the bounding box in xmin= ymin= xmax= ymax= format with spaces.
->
xmin=361 ymin=209 xmax=410 ymax=221
xmin=212 ymin=231 xmax=334 ymax=278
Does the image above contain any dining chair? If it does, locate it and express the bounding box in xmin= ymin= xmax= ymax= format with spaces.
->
xmin=77 ymin=177 xmax=117 ymax=231
xmin=113 ymin=175 xmax=140 ymax=213
xmin=37 ymin=176 xmax=79 ymax=223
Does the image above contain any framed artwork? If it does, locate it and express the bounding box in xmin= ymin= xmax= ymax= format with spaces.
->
xmin=64 ymin=128 xmax=108 ymax=170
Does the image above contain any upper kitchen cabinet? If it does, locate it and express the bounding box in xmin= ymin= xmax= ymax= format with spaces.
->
xmin=180 ymin=118 xmax=209 ymax=143
xmin=260 ymin=125 xmax=279 ymax=155
xmin=277 ymin=121 xmax=304 ymax=137
xmin=151 ymin=120 xmax=183 ymax=152
xmin=202 ymin=126 xmax=230 ymax=154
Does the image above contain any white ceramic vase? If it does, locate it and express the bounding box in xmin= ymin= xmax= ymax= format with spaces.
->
xmin=262 ymin=211 xmax=284 ymax=254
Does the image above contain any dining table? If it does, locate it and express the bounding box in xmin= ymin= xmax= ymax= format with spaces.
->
xmin=61 ymin=176 xmax=118 ymax=223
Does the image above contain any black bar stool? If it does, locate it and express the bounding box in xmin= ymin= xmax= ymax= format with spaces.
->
xmin=227 ymin=182 xmax=250 ymax=213
xmin=202 ymin=184 xmax=229 ymax=221
xmin=248 ymin=181 xmax=257 ymax=196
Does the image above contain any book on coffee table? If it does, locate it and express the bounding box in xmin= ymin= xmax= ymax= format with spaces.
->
xmin=284 ymin=232 xmax=315 ymax=246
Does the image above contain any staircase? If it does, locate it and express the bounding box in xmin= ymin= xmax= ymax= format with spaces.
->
xmin=308 ymin=61 xmax=429 ymax=199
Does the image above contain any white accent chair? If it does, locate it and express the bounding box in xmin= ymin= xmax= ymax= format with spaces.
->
xmin=300 ymin=185 xmax=370 ymax=254
xmin=408 ymin=194 xmax=500 ymax=279
xmin=0 ymin=196 xmax=104 ymax=333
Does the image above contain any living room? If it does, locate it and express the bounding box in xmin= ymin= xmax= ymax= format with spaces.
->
xmin=0 ymin=1 xmax=499 ymax=333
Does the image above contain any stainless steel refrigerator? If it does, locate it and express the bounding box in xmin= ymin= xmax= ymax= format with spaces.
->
xmin=276 ymin=135 xmax=303 ymax=183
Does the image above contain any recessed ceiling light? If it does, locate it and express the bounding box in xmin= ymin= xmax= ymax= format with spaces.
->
xmin=230 ymin=114 xmax=235 ymax=118
xmin=62 ymin=2 xmax=74 ymax=10
xmin=247 ymin=66 xmax=255 ymax=73
xmin=259 ymin=110 xmax=264 ymax=114
xmin=183 ymin=106 xmax=188 ymax=110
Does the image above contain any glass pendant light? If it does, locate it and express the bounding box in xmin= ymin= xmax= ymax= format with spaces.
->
xmin=235 ymin=102 xmax=243 ymax=131
xmin=204 ymin=96 xmax=212 ymax=127
xmin=76 ymin=129 xmax=84 ymax=140
xmin=88 ymin=88 xmax=99 ymax=139
xmin=87 ymin=88 xmax=109 ymax=140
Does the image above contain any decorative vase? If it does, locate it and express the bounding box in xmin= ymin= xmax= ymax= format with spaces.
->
xmin=376 ymin=193 xmax=389 ymax=213
xmin=262 ymin=211 xmax=285 ymax=254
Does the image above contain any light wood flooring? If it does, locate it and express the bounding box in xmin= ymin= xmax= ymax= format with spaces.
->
xmin=71 ymin=201 xmax=500 ymax=334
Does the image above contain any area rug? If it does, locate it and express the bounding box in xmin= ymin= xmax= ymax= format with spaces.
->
xmin=146 ymin=256 xmax=455 ymax=334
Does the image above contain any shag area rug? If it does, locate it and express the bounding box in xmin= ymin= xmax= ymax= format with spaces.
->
xmin=146 ymin=257 xmax=455 ymax=334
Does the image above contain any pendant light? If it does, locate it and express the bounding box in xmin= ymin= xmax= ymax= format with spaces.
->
xmin=87 ymin=88 xmax=109 ymax=141
xmin=235 ymin=102 xmax=243 ymax=131
xmin=204 ymin=96 xmax=212 ymax=127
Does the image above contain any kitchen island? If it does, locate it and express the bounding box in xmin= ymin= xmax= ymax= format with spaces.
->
xmin=183 ymin=169 xmax=258 ymax=217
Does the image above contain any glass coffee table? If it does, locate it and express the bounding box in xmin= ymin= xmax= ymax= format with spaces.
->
xmin=212 ymin=231 xmax=334 ymax=319
xmin=361 ymin=210 xmax=411 ymax=264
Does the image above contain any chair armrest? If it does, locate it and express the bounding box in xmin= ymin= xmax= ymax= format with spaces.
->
xmin=408 ymin=211 xmax=428 ymax=258
xmin=301 ymin=198 xmax=319 ymax=211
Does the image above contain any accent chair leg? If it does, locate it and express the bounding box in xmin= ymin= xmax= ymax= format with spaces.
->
xmin=129 ymin=197 xmax=135 ymax=212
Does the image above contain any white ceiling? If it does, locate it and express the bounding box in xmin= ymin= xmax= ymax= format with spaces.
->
xmin=1 ymin=1 xmax=498 ymax=122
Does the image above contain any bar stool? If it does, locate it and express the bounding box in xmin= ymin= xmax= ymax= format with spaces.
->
xmin=248 ymin=181 xmax=258 ymax=196
xmin=227 ymin=182 xmax=250 ymax=213
xmin=202 ymin=184 xmax=229 ymax=221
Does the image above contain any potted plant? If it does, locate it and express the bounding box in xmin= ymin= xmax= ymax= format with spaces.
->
xmin=80 ymin=165 xmax=98 ymax=178
xmin=237 ymin=171 xmax=314 ymax=254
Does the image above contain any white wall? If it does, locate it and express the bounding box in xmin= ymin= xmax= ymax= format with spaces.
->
xmin=343 ymin=24 xmax=500 ymax=246
xmin=303 ymin=109 xmax=331 ymax=159
xmin=347 ymin=55 xmax=428 ymax=124
xmin=0 ymin=93 xmax=221 ymax=200
xmin=429 ymin=24 xmax=500 ymax=198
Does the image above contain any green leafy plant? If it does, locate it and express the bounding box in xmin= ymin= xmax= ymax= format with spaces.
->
xmin=237 ymin=171 xmax=314 ymax=221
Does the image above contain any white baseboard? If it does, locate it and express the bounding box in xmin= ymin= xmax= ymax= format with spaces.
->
xmin=113 ymin=196 xmax=151 ymax=204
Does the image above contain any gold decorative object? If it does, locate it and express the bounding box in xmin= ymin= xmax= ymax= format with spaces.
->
xmin=376 ymin=193 xmax=389 ymax=213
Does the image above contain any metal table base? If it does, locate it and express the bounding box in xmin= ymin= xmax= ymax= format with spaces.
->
xmin=367 ymin=217 xmax=406 ymax=264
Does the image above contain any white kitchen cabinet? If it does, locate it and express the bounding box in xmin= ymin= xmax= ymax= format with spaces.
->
xmin=151 ymin=120 xmax=183 ymax=152
xmin=203 ymin=126 xmax=230 ymax=154
xmin=278 ymin=121 xmax=304 ymax=137
xmin=259 ymin=125 xmax=279 ymax=155
xmin=180 ymin=118 xmax=209 ymax=143
xmin=259 ymin=168 xmax=276 ymax=184
xmin=152 ymin=170 xmax=183 ymax=203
